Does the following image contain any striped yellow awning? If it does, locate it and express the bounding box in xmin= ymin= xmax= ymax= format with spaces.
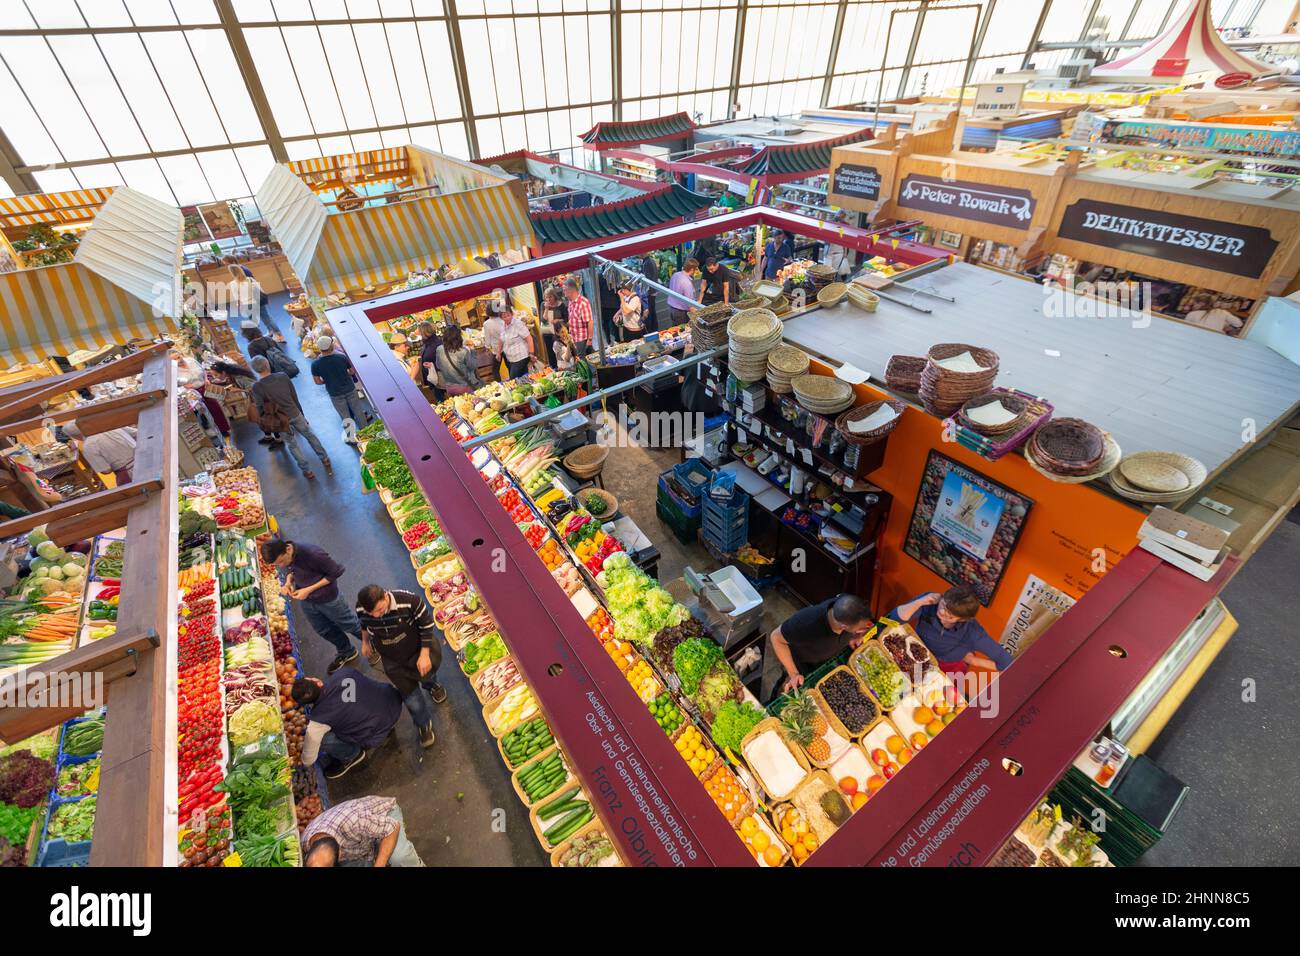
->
xmin=258 ymin=149 xmax=536 ymax=295
xmin=0 ymin=188 xmax=182 ymax=366
xmin=0 ymin=187 xmax=115 ymax=230
xmin=288 ymin=147 xmax=409 ymax=182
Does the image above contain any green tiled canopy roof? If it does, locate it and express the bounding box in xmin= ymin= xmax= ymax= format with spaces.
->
xmin=581 ymin=112 xmax=697 ymax=148
xmin=531 ymin=184 xmax=714 ymax=246
xmin=733 ymin=126 xmax=878 ymax=178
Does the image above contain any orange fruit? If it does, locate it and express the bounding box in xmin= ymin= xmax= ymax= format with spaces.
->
xmin=802 ymin=833 xmax=819 ymax=852
xmin=866 ymin=775 xmax=886 ymax=793
xmin=926 ymin=719 xmax=945 ymax=737
xmin=782 ymin=825 xmax=797 ymax=844
xmin=897 ymin=749 xmax=912 ymax=766
xmin=942 ymin=712 xmax=957 ymax=725
xmin=838 ymin=776 xmax=858 ymax=795
xmin=792 ymin=843 xmax=809 ymax=863
xmin=885 ymin=735 xmax=906 ymax=755
xmin=752 ymin=831 xmax=771 ymax=853
xmin=763 ymin=845 xmax=784 ymax=867
xmin=933 ymin=701 xmax=950 ymax=717
xmin=913 ymin=705 xmax=935 ymax=725
xmin=851 ymin=792 xmax=869 ymax=810
xmin=910 ymin=732 xmax=928 ymax=751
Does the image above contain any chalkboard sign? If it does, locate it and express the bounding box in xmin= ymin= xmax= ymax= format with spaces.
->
xmin=832 ymin=163 xmax=882 ymax=201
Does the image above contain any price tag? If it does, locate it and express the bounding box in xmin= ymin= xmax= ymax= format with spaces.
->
xmin=222 ymin=851 xmax=242 ymax=867
xmin=800 ymin=449 xmax=813 ymax=465
xmin=831 ymin=502 xmax=843 ymax=512
xmin=785 ymin=438 xmax=795 ymax=455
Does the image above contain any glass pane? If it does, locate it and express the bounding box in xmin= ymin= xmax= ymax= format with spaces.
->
xmin=0 ymin=38 xmax=106 ymax=161
xmin=244 ymin=28 xmax=313 ymax=137
xmin=500 ymin=114 xmax=527 ymax=152
xmin=34 ymin=169 xmax=81 ymax=193
xmin=458 ymin=20 xmax=497 ymax=115
xmin=281 ymin=26 xmax=346 ymax=133
xmin=31 ymin=0 xmax=86 ymax=29
xmin=122 ymin=0 xmax=179 ymax=24
xmin=171 ymin=0 xmax=220 ymax=24
xmin=387 ymin=22 xmax=435 ymax=124
xmin=487 ymin=20 xmax=524 ymax=114
xmin=354 ymin=23 xmax=406 ymax=127
xmin=197 ymin=149 xmax=252 ymax=200
xmin=285 ymin=139 xmax=323 ymax=160
xmin=318 ymin=24 xmax=380 ymax=130
xmin=440 ymin=120 xmax=472 ymax=157
xmin=417 ymin=21 xmax=462 ymax=121
xmin=351 ymin=131 xmax=384 ymax=150
xmin=234 ymin=144 xmax=276 ymax=191
xmin=47 ymin=36 xmax=149 ymax=156
xmin=141 ymin=32 xmax=228 ymax=147
xmin=231 ymin=0 xmax=275 ymax=19
xmin=268 ymin=0 xmax=314 ymax=18
xmin=475 ymin=118 xmax=505 ymax=156
xmin=190 ymin=30 xmax=266 ymax=143
xmin=76 ymin=1 xmax=131 ymax=27
xmin=116 ymin=157 xmax=177 ymax=203
xmin=158 ymin=153 xmax=215 ymax=204
xmin=979 ymin=0 xmax=1047 ymax=57
xmin=563 ymin=15 xmax=591 ymax=102
xmin=516 ymin=18 xmax=547 ymax=112
xmin=0 ymin=7 xmax=36 ymax=29
xmin=70 ymin=163 xmax=125 ymax=189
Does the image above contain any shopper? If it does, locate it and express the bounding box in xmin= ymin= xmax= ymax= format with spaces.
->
xmin=766 ymin=594 xmax=873 ymax=697
xmin=261 ymin=537 xmax=361 ymax=672
xmin=243 ymin=327 xmax=298 ymax=378
xmin=310 ymin=335 xmax=371 ymax=432
xmin=415 ymin=320 xmax=444 ymax=401
xmin=226 ymin=264 xmax=283 ymax=341
xmin=433 ymin=324 xmax=480 ymax=395
xmin=699 ymin=257 xmax=736 ymax=306
xmin=552 ymin=322 xmax=577 ymax=371
xmin=562 ymin=277 xmax=593 ymax=357
xmin=668 ymin=258 xmax=699 ymax=326
xmin=389 ymin=332 xmax=424 ymax=382
xmin=250 ymin=356 xmax=332 ymax=478
xmin=888 ymin=587 xmax=1011 ymax=673
xmin=615 ymin=281 xmax=645 ymax=343
xmin=62 ymin=422 xmax=136 ymax=485
xmin=638 ymin=256 xmax=660 ymax=333
xmin=482 ymin=288 xmax=510 ymax=374
xmin=762 ymin=229 xmax=794 ymax=280
xmin=293 ymin=670 xmax=403 ymax=778
xmin=499 ymin=310 xmax=535 ymax=380
xmin=539 ymin=287 xmax=567 ymax=366
xmin=356 ymin=584 xmax=447 ymax=750
xmin=302 ymin=795 xmax=424 ymax=867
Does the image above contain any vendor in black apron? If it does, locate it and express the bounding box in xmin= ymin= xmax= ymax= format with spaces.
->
xmin=764 ymin=593 xmax=873 ymax=698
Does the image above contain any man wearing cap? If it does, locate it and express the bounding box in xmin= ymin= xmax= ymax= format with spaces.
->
xmin=311 ymin=336 xmax=371 ymax=434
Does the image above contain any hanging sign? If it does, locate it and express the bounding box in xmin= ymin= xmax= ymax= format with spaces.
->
xmin=971 ymin=82 xmax=1025 ymax=118
xmin=831 ymin=163 xmax=882 ymax=201
xmin=999 ymin=574 xmax=1076 ymax=658
xmin=897 ymin=174 xmax=1036 ymax=229
xmin=1057 ymin=199 xmax=1279 ymax=279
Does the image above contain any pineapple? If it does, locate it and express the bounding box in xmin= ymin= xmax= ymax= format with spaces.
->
xmin=782 ymin=690 xmax=831 ymax=762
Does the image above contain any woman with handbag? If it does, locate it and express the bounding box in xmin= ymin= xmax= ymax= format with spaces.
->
xmin=434 ymin=325 xmax=481 ymax=396
xmin=615 ymin=282 xmax=644 ymax=343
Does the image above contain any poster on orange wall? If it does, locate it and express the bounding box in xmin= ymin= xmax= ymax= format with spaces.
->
xmin=903 ymin=451 xmax=1033 ymax=606
xmin=1000 ymin=574 xmax=1076 ymax=658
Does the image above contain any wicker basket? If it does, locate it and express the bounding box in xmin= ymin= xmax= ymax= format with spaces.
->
xmin=529 ymin=782 xmax=592 ymax=849
xmin=562 ymin=444 xmax=609 ymax=479
xmin=846 ymin=284 xmax=880 ymax=313
xmin=885 ymin=354 xmax=926 ymax=393
xmin=549 ymin=818 xmax=623 ymax=867
xmin=1025 ymin=431 xmax=1121 ymax=483
xmin=740 ymin=718 xmax=813 ymax=803
xmin=919 ymin=343 xmax=999 ymax=416
xmin=1115 ymin=451 xmax=1206 ymax=495
xmin=816 ymin=282 xmax=848 ymax=306
xmin=510 ymin=744 xmax=575 ymax=806
xmin=1027 ymin=417 xmax=1106 ymax=476
xmin=958 ymin=391 xmax=1030 ymax=437
xmin=848 ymin=641 xmax=912 ymax=712
xmin=814 ymin=665 xmax=883 ymax=738
xmin=577 ymin=487 xmax=618 ymax=518
xmin=835 ymin=399 xmax=906 ymax=446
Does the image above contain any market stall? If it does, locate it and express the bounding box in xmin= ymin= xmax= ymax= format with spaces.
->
xmin=321 ymin=202 xmax=1262 ymax=867
xmin=827 ymin=113 xmax=1300 ymax=332
xmin=255 ymin=145 xmax=536 ymax=302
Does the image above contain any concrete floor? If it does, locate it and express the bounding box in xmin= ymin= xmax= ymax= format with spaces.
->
xmin=230 ymin=294 xmax=1297 ymax=867
xmin=230 ymin=295 xmax=545 ymax=867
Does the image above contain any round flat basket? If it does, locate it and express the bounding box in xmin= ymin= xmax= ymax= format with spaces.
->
xmin=958 ymin=392 xmax=1029 ymax=437
xmin=885 ymin=355 xmax=926 ymax=393
xmin=578 ymin=487 xmax=619 ymax=518
xmin=729 ymin=308 xmax=781 ymax=340
xmin=563 ymin=444 xmax=608 ymax=479
xmin=1116 ymin=452 xmax=1206 ymax=494
xmin=767 ymin=344 xmax=810 ymax=376
xmin=816 ymin=282 xmax=848 ymax=306
xmin=1025 ymin=432 xmax=1121 ymax=483
xmin=1028 ymin=417 xmax=1105 ymax=475
xmin=836 ymin=400 xmax=906 ymax=445
xmin=1108 ymin=468 xmax=1197 ymax=504
xmin=792 ymin=373 xmax=855 ymax=414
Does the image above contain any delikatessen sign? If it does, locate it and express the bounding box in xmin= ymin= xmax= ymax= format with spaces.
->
xmin=897 ymin=174 xmax=1036 ymax=229
xmin=1057 ymin=199 xmax=1279 ymax=279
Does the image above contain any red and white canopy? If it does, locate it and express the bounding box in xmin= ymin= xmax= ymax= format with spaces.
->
xmin=1094 ymin=0 xmax=1268 ymax=81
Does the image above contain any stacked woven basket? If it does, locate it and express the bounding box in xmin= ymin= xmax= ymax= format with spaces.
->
xmin=885 ymin=354 xmax=927 ymax=394
xmin=563 ymin=444 xmax=609 ymax=480
xmin=808 ymin=263 xmax=837 ymax=291
xmin=766 ymin=344 xmax=810 ymax=393
xmin=836 ymin=399 xmax=906 ymax=446
xmin=1025 ymin=417 xmax=1119 ymax=482
xmin=846 ymin=283 xmax=880 ymax=313
xmin=689 ymin=302 xmax=735 ymax=350
xmin=791 ymin=373 xmax=855 ymax=415
xmin=727 ymin=308 xmax=784 ymax=383
xmin=919 ymin=343 xmax=999 ymax=416
xmin=1108 ymin=451 xmax=1207 ymax=503
xmin=958 ymin=392 xmax=1030 ymax=437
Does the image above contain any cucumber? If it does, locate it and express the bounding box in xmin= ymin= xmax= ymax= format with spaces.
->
xmin=545 ymin=806 xmax=593 ymax=843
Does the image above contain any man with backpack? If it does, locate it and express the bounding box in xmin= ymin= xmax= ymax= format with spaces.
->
xmin=245 ymin=328 xmax=298 ymax=378
xmin=249 ymin=355 xmax=332 ymax=480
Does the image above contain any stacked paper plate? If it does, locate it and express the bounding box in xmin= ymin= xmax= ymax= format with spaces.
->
xmin=791 ymin=373 xmax=855 ymax=415
xmin=727 ymin=308 xmax=783 ymax=383
xmin=766 ymin=344 xmax=811 ymax=393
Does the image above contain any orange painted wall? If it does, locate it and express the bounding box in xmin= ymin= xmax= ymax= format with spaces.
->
xmin=808 ymin=359 xmax=1147 ymax=640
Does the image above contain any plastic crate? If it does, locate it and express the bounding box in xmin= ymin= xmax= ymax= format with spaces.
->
xmin=657 ymin=473 xmax=701 ymax=519
xmin=702 ymin=490 xmax=749 ymax=552
xmin=702 ymin=522 xmax=748 ymax=553
xmin=673 ymin=457 xmax=713 ymax=498
xmin=37 ymin=794 xmax=95 ymax=867
xmin=656 ymin=498 xmax=701 ymax=546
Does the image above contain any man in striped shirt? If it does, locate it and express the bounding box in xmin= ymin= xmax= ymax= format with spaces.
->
xmin=562 ymin=277 xmax=593 ymax=357
xmin=356 ymin=585 xmax=446 ymax=749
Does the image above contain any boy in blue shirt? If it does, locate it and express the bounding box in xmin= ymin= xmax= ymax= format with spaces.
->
xmin=888 ymin=586 xmax=1012 ymax=673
